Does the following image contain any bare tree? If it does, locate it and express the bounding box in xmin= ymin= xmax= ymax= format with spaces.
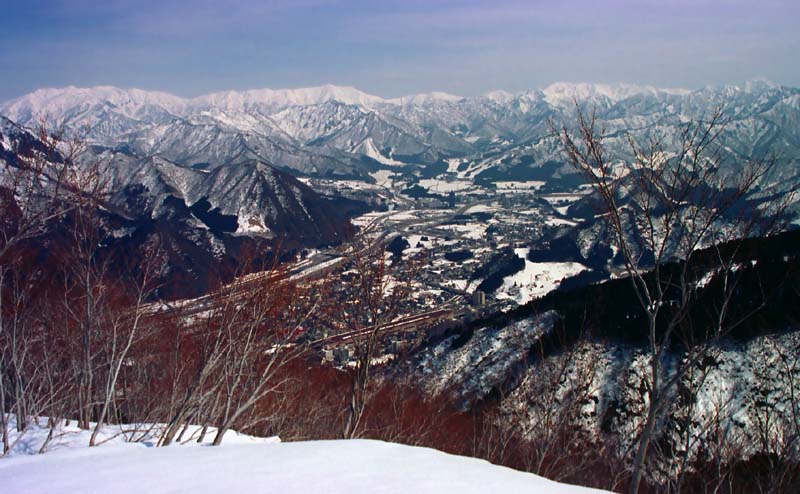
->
xmin=555 ymin=107 xmax=790 ymax=493
xmin=157 ymin=256 xmax=318 ymax=447
xmin=0 ymin=124 xmax=87 ymax=258
xmin=158 ymin=290 xmax=233 ymax=447
xmin=0 ymin=123 xmax=98 ymax=453
xmin=326 ymin=235 xmax=417 ymax=439
xmin=55 ymin=161 xmax=110 ymax=431
xmin=0 ymin=257 xmax=48 ymax=454
xmin=209 ymin=265 xmax=317 ymax=446
xmin=89 ymin=244 xmax=161 ymax=446
xmin=745 ymin=335 xmax=800 ymax=494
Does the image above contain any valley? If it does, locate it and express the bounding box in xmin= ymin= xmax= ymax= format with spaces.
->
xmin=4 ymin=2 xmax=800 ymax=492
xmin=2 ymin=80 xmax=800 ymax=493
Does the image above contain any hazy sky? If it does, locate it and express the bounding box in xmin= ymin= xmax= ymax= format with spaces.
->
xmin=2 ymin=0 xmax=799 ymax=101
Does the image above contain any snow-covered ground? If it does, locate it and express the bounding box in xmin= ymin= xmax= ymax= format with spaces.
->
xmin=494 ymin=180 xmax=545 ymax=192
xmin=1 ymin=416 xmax=275 ymax=459
xmin=462 ymin=203 xmax=500 ymax=214
xmin=495 ymin=248 xmax=587 ymax=304
xmin=369 ymin=169 xmax=399 ymax=187
xmin=438 ymin=222 xmax=488 ymax=240
xmin=418 ymin=178 xmax=477 ymax=193
xmin=0 ymin=418 xmax=607 ymax=493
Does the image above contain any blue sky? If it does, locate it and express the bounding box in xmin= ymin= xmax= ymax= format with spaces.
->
xmin=1 ymin=0 xmax=798 ymax=100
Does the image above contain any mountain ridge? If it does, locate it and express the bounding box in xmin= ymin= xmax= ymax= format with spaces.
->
xmin=3 ymin=80 xmax=720 ymax=113
xmin=3 ymin=80 xmax=798 ymax=189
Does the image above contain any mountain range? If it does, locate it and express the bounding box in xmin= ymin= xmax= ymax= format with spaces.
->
xmin=3 ymin=80 xmax=799 ymax=297
xmin=3 ymin=81 xmax=798 ymax=187
xmin=0 ymin=115 xmax=355 ymax=298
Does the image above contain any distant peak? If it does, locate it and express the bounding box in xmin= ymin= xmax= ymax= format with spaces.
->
xmin=483 ymin=90 xmax=514 ymax=103
xmin=541 ymin=81 xmax=689 ymax=105
xmin=193 ymin=85 xmax=386 ymax=109
xmin=743 ymin=78 xmax=781 ymax=92
xmin=388 ymin=92 xmax=463 ymax=106
xmin=0 ymin=86 xmax=187 ymax=123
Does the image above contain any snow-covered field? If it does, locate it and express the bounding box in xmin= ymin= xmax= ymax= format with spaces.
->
xmin=462 ymin=203 xmax=500 ymax=214
xmin=495 ymin=248 xmax=587 ymax=304
xmin=369 ymin=169 xmax=399 ymax=187
xmin=494 ymin=180 xmax=545 ymax=192
xmin=0 ymin=418 xmax=607 ymax=493
xmin=438 ymin=222 xmax=488 ymax=240
xmin=418 ymin=178 xmax=477 ymax=193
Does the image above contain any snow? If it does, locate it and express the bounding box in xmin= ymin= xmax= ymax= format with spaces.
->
xmin=541 ymin=82 xmax=685 ymax=107
xmin=443 ymin=278 xmax=479 ymax=292
xmin=463 ymin=204 xmax=500 ymax=214
xmin=418 ymin=312 xmax=563 ymax=402
xmin=236 ymin=213 xmax=273 ymax=237
xmin=495 ymin=248 xmax=587 ymax=304
xmin=445 ymin=158 xmax=463 ymax=173
xmin=554 ymin=205 xmax=571 ymax=215
xmin=369 ymin=169 xmax=397 ymax=187
xmin=292 ymin=256 xmax=346 ymax=278
xmin=193 ymin=84 xmax=386 ymax=110
xmin=418 ymin=178 xmax=475 ymax=193
xmin=1 ymin=86 xmax=187 ymax=124
xmin=501 ymin=331 xmax=800 ymax=468
xmin=0 ymin=418 xmax=606 ymax=494
xmin=483 ymin=90 xmax=514 ymax=103
xmin=546 ymin=217 xmax=578 ymax=227
xmin=358 ymin=138 xmax=406 ymax=166
xmin=0 ymin=82 xmax=699 ymax=125
xmin=494 ymin=180 xmax=545 ymax=191
xmin=541 ymin=194 xmax=586 ymax=203
xmin=439 ymin=223 xmax=487 ymax=240
xmin=1 ymin=132 xmax=12 ymax=151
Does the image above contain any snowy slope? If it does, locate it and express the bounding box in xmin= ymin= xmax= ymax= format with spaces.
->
xmin=499 ymin=331 xmax=800 ymax=463
xmin=495 ymin=248 xmax=587 ymax=304
xmin=3 ymin=81 xmax=799 ymax=184
xmin=415 ymin=311 xmax=561 ymax=403
xmin=0 ymin=420 xmax=607 ymax=494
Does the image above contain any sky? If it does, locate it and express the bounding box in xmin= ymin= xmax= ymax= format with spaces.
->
xmin=1 ymin=0 xmax=799 ymax=101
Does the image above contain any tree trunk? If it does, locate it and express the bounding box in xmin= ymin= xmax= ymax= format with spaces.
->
xmin=211 ymin=425 xmax=228 ymax=446
xmin=160 ymin=415 xmax=186 ymax=447
xmin=91 ymin=335 xmax=137 ymax=447
xmin=0 ymin=277 xmax=7 ymax=455
xmin=0 ymin=373 xmax=9 ymax=455
xmin=89 ymin=394 xmax=110 ymax=447
xmin=13 ymin=365 xmax=27 ymax=431
xmin=38 ymin=418 xmax=58 ymax=454
xmin=197 ymin=425 xmax=209 ymax=443
xmin=176 ymin=421 xmax=190 ymax=443
xmin=629 ymin=392 xmax=660 ymax=494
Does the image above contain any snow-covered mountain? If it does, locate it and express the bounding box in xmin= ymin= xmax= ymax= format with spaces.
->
xmin=405 ymin=228 xmax=800 ymax=488
xmin=0 ymin=116 xmax=354 ymax=298
xmin=3 ymin=82 xmax=798 ymax=293
xmin=4 ymin=81 xmax=798 ymax=183
xmin=4 ymin=82 xmax=799 ymax=279
xmin=192 ymin=84 xmax=387 ymax=111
